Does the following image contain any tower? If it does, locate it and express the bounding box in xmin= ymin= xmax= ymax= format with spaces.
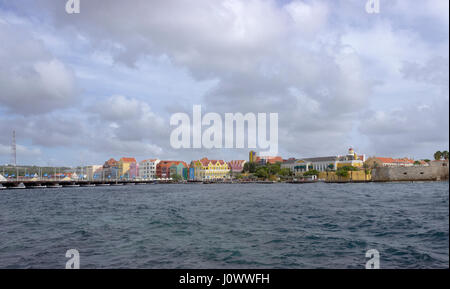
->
xmin=249 ymin=151 xmax=257 ymax=163
xmin=11 ymin=130 xmax=16 ymax=167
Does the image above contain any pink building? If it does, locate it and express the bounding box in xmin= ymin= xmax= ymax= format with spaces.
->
xmin=228 ymin=160 xmax=246 ymax=173
xmin=129 ymin=162 xmax=139 ymax=179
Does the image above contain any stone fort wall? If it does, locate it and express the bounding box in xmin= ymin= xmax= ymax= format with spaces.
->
xmin=372 ymin=163 xmax=449 ymax=182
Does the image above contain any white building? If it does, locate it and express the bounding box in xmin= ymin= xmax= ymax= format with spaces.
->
xmin=282 ymin=148 xmax=366 ymax=174
xmin=84 ymin=165 xmax=103 ymax=180
xmin=139 ymin=159 xmax=160 ymax=180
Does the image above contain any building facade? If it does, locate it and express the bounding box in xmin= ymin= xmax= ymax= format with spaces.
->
xmin=366 ymin=157 xmax=415 ymax=168
xmin=118 ymin=157 xmax=137 ymax=179
xmin=249 ymin=151 xmax=282 ymax=165
xmin=190 ymin=158 xmax=230 ymax=181
xmin=85 ymin=165 xmax=103 ymax=180
xmin=257 ymin=156 xmax=283 ymax=165
xmin=103 ymin=158 xmax=119 ymax=179
xmin=156 ymin=161 xmax=187 ymax=179
xmin=249 ymin=151 xmax=257 ymax=163
xmin=282 ymin=148 xmax=366 ymax=174
xmin=129 ymin=162 xmax=139 ymax=179
xmin=169 ymin=161 xmax=188 ymax=179
xmin=228 ymin=160 xmax=246 ymax=173
xmin=139 ymin=159 xmax=160 ymax=179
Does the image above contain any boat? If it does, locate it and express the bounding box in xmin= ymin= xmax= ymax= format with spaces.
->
xmin=29 ymin=185 xmax=47 ymax=189
xmin=111 ymin=183 xmax=124 ymax=186
xmin=11 ymin=183 xmax=26 ymax=189
xmin=0 ymin=185 xmax=6 ymax=190
xmin=47 ymin=184 xmax=63 ymax=188
xmin=81 ymin=184 xmax=95 ymax=187
xmin=63 ymin=184 xmax=80 ymax=187
xmin=96 ymin=183 xmax=110 ymax=186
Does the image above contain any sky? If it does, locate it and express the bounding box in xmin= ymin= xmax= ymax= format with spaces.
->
xmin=0 ymin=0 xmax=448 ymax=166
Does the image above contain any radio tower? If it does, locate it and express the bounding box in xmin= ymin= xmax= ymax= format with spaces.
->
xmin=11 ymin=130 xmax=16 ymax=167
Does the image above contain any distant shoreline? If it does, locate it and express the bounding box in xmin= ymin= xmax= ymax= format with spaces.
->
xmin=1 ymin=179 xmax=449 ymax=190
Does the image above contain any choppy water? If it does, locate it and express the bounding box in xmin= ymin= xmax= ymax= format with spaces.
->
xmin=0 ymin=182 xmax=448 ymax=269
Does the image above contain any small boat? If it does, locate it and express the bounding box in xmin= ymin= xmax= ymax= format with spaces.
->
xmin=81 ymin=184 xmax=95 ymax=187
xmin=11 ymin=183 xmax=26 ymax=189
xmin=47 ymin=184 xmax=63 ymax=188
xmin=0 ymin=185 xmax=6 ymax=190
xmin=111 ymin=183 xmax=124 ymax=186
xmin=29 ymin=185 xmax=47 ymax=189
xmin=96 ymin=183 xmax=110 ymax=186
xmin=63 ymin=184 xmax=80 ymax=187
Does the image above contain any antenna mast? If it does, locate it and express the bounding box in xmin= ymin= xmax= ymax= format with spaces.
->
xmin=11 ymin=130 xmax=16 ymax=167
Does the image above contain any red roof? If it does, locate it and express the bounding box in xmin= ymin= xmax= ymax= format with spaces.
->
xmin=140 ymin=158 xmax=158 ymax=163
xmin=104 ymin=158 xmax=118 ymax=166
xmin=196 ymin=158 xmax=226 ymax=166
xmin=158 ymin=161 xmax=187 ymax=168
xmin=375 ymin=157 xmax=414 ymax=164
xmin=120 ymin=157 xmax=137 ymax=163
xmin=228 ymin=160 xmax=245 ymax=170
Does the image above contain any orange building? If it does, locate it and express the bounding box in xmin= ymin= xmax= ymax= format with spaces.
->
xmin=156 ymin=161 xmax=187 ymax=179
xmin=366 ymin=157 xmax=415 ymax=167
xmin=256 ymin=155 xmax=283 ymax=165
xmin=118 ymin=157 xmax=137 ymax=178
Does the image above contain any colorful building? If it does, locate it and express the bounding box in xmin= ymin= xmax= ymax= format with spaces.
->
xmin=335 ymin=148 xmax=366 ymax=168
xmin=249 ymin=151 xmax=257 ymax=163
xmin=190 ymin=157 xmax=230 ymax=181
xmin=103 ymin=158 xmax=119 ymax=179
xmin=256 ymin=155 xmax=283 ymax=165
xmin=118 ymin=157 xmax=137 ymax=179
xmin=228 ymin=160 xmax=246 ymax=173
xmin=139 ymin=159 xmax=160 ymax=179
xmin=84 ymin=165 xmax=103 ymax=180
xmin=129 ymin=162 xmax=139 ymax=179
xmin=169 ymin=161 xmax=188 ymax=179
xmin=365 ymin=157 xmax=415 ymax=168
xmin=188 ymin=167 xmax=195 ymax=180
xmin=249 ymin=151 xmax=282 ymax=165
xmin=156 ymin=161 xmax=187 ymax=179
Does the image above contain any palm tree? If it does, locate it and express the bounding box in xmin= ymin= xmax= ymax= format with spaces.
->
xmin=434 ymin=151 xmax=442 ymax=161
xmin=442 ymin=151 xmax=449 ymax=160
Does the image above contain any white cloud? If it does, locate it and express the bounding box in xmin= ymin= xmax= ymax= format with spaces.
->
xmin=0 ymin=15 xmax=77 ymax=115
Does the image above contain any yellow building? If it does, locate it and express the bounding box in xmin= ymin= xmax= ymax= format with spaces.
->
xmin=249 ymin=151 xmax=257 ymax=163
xmin=118 ymin=157 xmax=137 ymax=178
xmin=190 ymin=157 xmax=230 ymax=181
xmin=336 ymin=160 xmax=364 ymax=168
xmin=319 ymin=170 xmax=371 ymax=182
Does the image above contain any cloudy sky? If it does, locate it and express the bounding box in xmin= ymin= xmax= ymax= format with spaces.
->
xmin=0 ymin=0 xmax=448 ymax=166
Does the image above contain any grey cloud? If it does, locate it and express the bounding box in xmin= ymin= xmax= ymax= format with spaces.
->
xmin=0 ymin=17 xmax=77 ymax=115
xmin=0 ymin=0 xmax=448 ymax=163
xmin=359 ymin=101 xmax=449 ymax=157
xmin=401 ymin=57 xmax=449 ymax=89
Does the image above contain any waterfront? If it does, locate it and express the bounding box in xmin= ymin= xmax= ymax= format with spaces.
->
xmin=0 ymin=182 xmax=448 ymax=269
